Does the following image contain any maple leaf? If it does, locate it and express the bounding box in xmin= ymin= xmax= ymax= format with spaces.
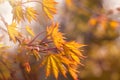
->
xmin=59 ymin=41 xmax=84 ymax=80
xmin=42 ymin=0 xmax=57 ymax=19
xmin=47 ymin=23 xmax=65 ymax=49
xmin=40 ymin=54 xmax=67 ymax=79
xmin=68 ymin=66 xmax=79 ymax=80
xmin=63 ymin=41 xmax=84 ymax=57
xmin=26 ymin=26 xmax=35 ymax=37
xmin=40 ymin=53 xmax=81 ymax=80
xmin=50 ymin=55 xmax=59 ymax=79
xmin=12 ymin=6 xmax=24 ymax=23
xmin=53 ymin=55 xmax=67 ymax=78
xmin=25 ymin=7 xmax=38 ymax=22
xmin=60 ymin=54 xmax=80 ymax=80
xmin=65 ymin=41 xmax=84 ymax=56
xmin=7 ymin=22 xmax=22 ymax=43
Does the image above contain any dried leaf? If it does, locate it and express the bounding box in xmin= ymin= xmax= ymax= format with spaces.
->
xmin=23 ymin=62 xmax=31 ymax=73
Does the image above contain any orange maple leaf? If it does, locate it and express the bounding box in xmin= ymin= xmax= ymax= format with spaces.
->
xmin=47 ymin=23 xmax=65 ymax=49
xmin=40 ymin=54 xmax=67 ymax=79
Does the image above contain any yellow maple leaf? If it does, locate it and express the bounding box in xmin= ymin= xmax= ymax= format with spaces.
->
xmin=50 ymin=55 xmax=59 ymax=79
xmin=7 ymin=22 xmax=21 ymax=43
xmin=47 ymin=23 xmax=65 ymax=49
xmin=42 ymin=0 xmax=57 ymax=19
xmin=63 ymin=41 xmax=84 ymax=57
xmin=53 ymin=56 xmax=67 ymax=78
xmin=12 ymin=6 xmax=24 ymax=23
xmin=40 ymin=54 xmax=67 ymax=79
xmin=26 ymin=26 xmax=35 ymax=37
xmin=25 ymin=7 xmax=37 ymax=22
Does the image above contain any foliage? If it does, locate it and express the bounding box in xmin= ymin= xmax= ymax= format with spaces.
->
xmin=0 ymin=0 xmax=84 ymax=80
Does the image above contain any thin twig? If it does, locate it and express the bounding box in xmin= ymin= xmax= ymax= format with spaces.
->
xmin=40 ymin=47 xmax=57 ymax=52
xmin=0 ymin=26 xmax=8 ymax=33
xmin=39 ymin=35 xmax=48 ymax=44
xmin=22 ymin=0 xmax=42 ymax=5
xmin=28 ymin=31 xmax=45 ymax=45
xmin=0 ymin=15 xmax=8 ymax=27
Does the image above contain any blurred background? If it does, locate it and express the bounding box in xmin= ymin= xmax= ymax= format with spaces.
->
xmin=58 ymin=0 xmax=120 ymax=80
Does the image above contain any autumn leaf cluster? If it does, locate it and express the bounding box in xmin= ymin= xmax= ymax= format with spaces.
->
xmin=0 ymin=0 xmax=84 ymax=80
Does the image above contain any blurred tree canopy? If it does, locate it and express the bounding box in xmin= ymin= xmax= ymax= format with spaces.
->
xmin=60 ymin=0 xmax=120 ymax=80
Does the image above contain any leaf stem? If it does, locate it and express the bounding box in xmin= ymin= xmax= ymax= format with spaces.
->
xmin=0 ymin=26 xmax=7 ymax=33
xmin=22 ymin=0 xmax=43 ymax=5
xmin=40 ymin=47 xmax=57 ymax=52
xmin=0 ymin=15 xmax=8 ymax=27
xmin=28 ymin=31 xmax=45 ymax=45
